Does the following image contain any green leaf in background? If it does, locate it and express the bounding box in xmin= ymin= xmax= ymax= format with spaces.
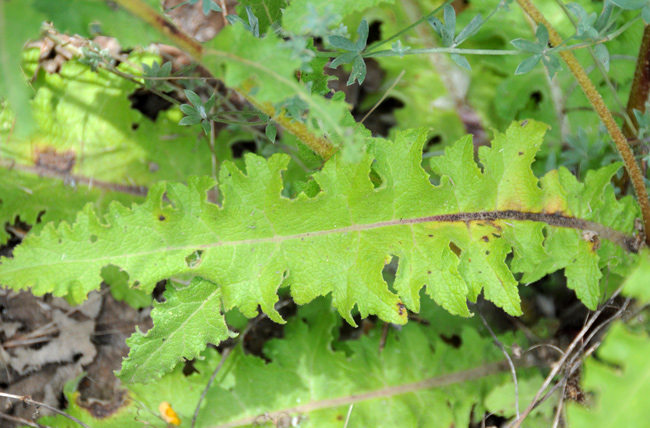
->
xmin=0 ymin=0 xmax=170 ymax=137
xmin=0 ymin=169 xmax=140 ymax=245
xmin=620 ymin=250 xmax=650 ymax=303
xmin=485 ymin=375 xmax=554 ymax=426
xmin=118 ymin=277 xmax=233 ymax=384
xmin=282 ymin=0 xmax=394 ymax=35
xmin=196 ymin=299 xmax=516 ymax=427
xmin=0 ymin=50 xmax=222 ymax=242
xmin=102 ymin=265 xmax=153 ymax=310
xmin=0 ymin=0 xmax=40 ymax=137
xmin=567 ymin=322 xmax=650 ymax=427
xmin=41 ymin=298 xmax=522 ymax=426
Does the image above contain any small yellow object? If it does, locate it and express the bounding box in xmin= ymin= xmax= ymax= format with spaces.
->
xmin=159 ymin=401 xmax=181 ymax=426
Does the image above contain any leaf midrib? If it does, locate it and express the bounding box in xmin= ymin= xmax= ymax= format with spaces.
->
xmin=1 ymin=210 xmax=630 ymax=274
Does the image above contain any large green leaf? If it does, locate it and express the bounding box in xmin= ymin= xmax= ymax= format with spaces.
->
xmin=0 ymin=120 xmax=638 ymax=321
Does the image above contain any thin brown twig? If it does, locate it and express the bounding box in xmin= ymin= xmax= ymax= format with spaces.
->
xmin=360 ymin=69 xmax=405 ymax=124
xmin=0 ymin=392 xmax=92 ymax=428
xmin=191 ymin=347 xmax=232 ymax=428
xmin=0 ymin=411 xmax=50 ymax=428
xmin=509 ymin=283 xmax=626 ymax=428
xmin=478 ymin=308 xmax=520 ymax=419
xmin=625 ymin=25 xmax=650 ymax=136
xmin=219 ymin=0 xmax=228 ymax=27
xmin=551 ymin=379 xmax=567 ymax=428
xmin=525 ymin=343 xmax=564 ymax=357
xmin=0 ymin=158 xmax=148 ymax=197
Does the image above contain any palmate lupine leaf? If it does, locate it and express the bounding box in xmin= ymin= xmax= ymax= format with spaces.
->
xmin=0 ymin=120 xmax=640 ymax=381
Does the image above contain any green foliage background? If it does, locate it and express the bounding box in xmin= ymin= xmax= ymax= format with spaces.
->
xmin=1 ymin=0 xmax=650 ymax=427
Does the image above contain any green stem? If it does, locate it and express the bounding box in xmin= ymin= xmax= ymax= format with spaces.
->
xmin=364 ymin=0 xmax=454 ymax=54
xmin=516 ymin=0 xmax=650 ymax=247
xmin=209 ymin=116 xmax=268 ymax=126
xmin=312 ymin=24 xmax=635 ymax=60
xmin=364 ymin=47 xmax=522 ymax=58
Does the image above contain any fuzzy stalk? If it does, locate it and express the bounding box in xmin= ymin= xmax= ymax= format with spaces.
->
xmin=516 ymin=0 xmax=650 ymax=246
xmin=244 ymin=96 xmax=337 ymax=159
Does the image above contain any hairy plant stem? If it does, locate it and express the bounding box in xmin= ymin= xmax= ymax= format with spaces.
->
xmin=239 ymin=95 xmax=336 ymax=160
xmin=516 ymin=0 xmax=650 ymax=247
xmin=110 ymin=0 xmax=337 ymax=160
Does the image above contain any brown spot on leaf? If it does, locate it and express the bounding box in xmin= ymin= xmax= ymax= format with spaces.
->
xmin=427 ymin=270 xmax=432 ymax=274
xmin=582 ymin=230 xmax=601 ymax=251
xmin=518 ymin=151 xmax=524 ymax=155
xmin=34 ymin=147 xmax=76 ymax=173
xmin=481 ymin=235 xmax=489 ymax=242
xmin=397 ymin=302 xmax=406 ymax=317
xmin=158 ymin=215 xmax=166 ymax=221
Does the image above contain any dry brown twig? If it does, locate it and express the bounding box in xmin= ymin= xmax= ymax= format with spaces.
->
xmin=509 ymin=284 xmax=631 ymax=427
xmin=0 ymin=392 xmax=91 ymax=428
